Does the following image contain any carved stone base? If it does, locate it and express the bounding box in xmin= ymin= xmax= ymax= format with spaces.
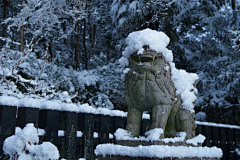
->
xmin=98 ymin=155 xmax=220 ymax=160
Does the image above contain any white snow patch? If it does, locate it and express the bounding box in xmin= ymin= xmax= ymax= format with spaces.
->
xmin=236 ymin=148 xmax=240 ymax=156
xmin=0 ymin=96 xmax=20 ymax=106
xmin=77 ymin=131 xmax=83 ymax=137
xmin=115 ymin=128 xmax=164 ymax=142
xmin=15 ymin=127 xmax=22 ymax=134
xmin=120 ymin=28 xmax=171 ymax=65
xmin=115 ymin=129 xmax=207 ymax=146
xmin=123 ymin=68 xmax=131 ymax=74
xmin=58 ymin=130 xmax=65 ymax=137
xmin=34 ymin=142 xmax=59 ymax=160
xmin=164 ymin=65 xmax=170 ymax=71
xmin=171 ymin=67 xmax=198 ymax=113
xmin=195 ymin=112 xmax=207 ymax=121
xmin=3 ymin=123 xmax=59 ymax=160
xmin=186 ymin=134 xmax=206 ymax=146
xmin=94 ymin=144 xmax=223 ymax=158
xmin=37 ymin=128 xmax=45 ymax=136
xmin=114 ymin=128 xmax=138 ymax=141
xmin=142 ymin=113 xmax=150 ymax=119
xmin=109 ymin=133 xmax=114 ymax=139
xmin=162 ymin=132 xmax=186 ymax=143
xmin=0 ymin=95 xmax=151 ymax=119
xmin=196 ymin=121 xmax=240 ymax=129
xmin=144 ymin=128 xmax=164 ymax=142
xmin=94 ymin=132 xmax=99 ymax=138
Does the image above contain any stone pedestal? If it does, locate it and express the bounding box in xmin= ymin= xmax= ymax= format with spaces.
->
xmin=95 ymin=143 xmax=222 ymax=160
xmin=117 ymin=140 xmax=202 ymax=147
xmin=97 ymin=155 xmax=220 ymax=160
xmin=95 ymin=129 xmax=222 ymax=160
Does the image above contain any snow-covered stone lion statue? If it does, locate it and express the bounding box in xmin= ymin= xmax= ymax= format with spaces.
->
xmin=120 ymin=29 xmax=198 ymax=139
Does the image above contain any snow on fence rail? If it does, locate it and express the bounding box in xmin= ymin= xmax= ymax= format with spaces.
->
xmin=0 ymin=105 xmax=239 ymax=160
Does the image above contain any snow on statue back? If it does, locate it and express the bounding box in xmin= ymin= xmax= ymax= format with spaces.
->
xmin=3 ymin=123 xmax=59 ymax=160
xmin=120 ymin=29 xmax=198 ymax=139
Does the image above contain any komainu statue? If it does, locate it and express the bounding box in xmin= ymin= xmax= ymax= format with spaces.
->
xmin=122 ymin=29 xmax=198 ymax=140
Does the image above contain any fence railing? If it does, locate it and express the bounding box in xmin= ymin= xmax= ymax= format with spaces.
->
xmin=0 ymin=105 xmax=239 ymax=160
xmin=196 ymin=123 xmax=240 ymax=160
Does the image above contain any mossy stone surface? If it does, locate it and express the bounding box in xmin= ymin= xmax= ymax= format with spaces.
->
xmin=125 ymin=50 xmax=196 ymax=139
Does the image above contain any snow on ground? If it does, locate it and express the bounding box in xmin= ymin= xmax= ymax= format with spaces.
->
xmin=186 ymin=134 xmax=206 ymax=146
xmin=119 ymin=28 xmax=198 ymax=113
xmin=94 ymin=143 xmax=223 ymax=158
xmin=3 ymin=123 xmax=59 ymax=160
xmin=114 ymin=128 xmax=205 ymax=146
xmin=161 ymin=132 xmax=186 ymax=144
xmin=114 ymin=128 xmax=164 ymax=142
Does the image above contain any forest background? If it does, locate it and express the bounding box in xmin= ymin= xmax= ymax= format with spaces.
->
xmin=1 ymin=0 xmax=240 ymax=125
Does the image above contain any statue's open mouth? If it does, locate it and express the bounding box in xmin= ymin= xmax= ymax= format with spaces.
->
xmin=130 ymin=53 xmax=160 ymax=63
xmin=131 ymin=54 xmax=153 ymax=63
xmin=139 ymin=56 xmax=153 ymax=62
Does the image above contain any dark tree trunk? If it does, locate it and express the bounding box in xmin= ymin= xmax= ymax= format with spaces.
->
xmin=83 ymin=18 xmax=88 ymax=70
xmin=107 ymin=46 xmax=110 ymax=63
xmin=19 ymin=0 xmax=25 ymax=52
xmin=90 ymin=24 xmax=96 ymax=56
xmin=75 ymin=21 xmax=80 ymax=70
xmin=2 ymin=0 xmax=9 ymax=37
xmin=19 ymin=25 xmax=24 ymax=52
xmin=48 ymin=42 xmax=53 ymax=61
xmin=2 ymin=7 xmax=6 ymax=37
xmin=232 ymin=0 xmax=235 ymax=10
xmin=62 ymin=21 xmax=66 ymax=44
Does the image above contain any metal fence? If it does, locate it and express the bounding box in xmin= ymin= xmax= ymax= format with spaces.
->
xmin=0 ymin=105 xmax=239 ymax=160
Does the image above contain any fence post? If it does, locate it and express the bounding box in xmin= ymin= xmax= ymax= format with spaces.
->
xmin=236 ymin=129 xmax=240 ymax=159
xmin=113 ymin=116 xmax=127 ymax=131
xmin=17 ymin=107 xmax=39 ymax=128
xmin=79 ymin=113 xmax=94 ymax=160
xmin=58 ymin=111 xmax=67 ymax=159
xmin=0 ymin=106 xmax=17 ymax=157
xmin=39 ymin=109 xmax=59 ymax=144
xmin=65 ymin=111 xmax=78 ymax=160
xmin=212 ymin=126 xmax=220 ymax=148
xmin=196 ymin=124 xmax=202 ymax=136
xmin=200 ymin=125 xmax=207 ymax=146
xmin=227 ymin=129 xmax=235 ymax=160
xmin=205 ymin=126 xmax=212 ymax=147
xmin=98 ymin=115 xmax=111 ymax=144
xmin=113 ymin=116 xmax=127 ymax=144
xmin=220 ymin=127 xmax=227 ymax=160
xmin=93 ymin=114 xmax=100 ymax=147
